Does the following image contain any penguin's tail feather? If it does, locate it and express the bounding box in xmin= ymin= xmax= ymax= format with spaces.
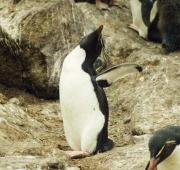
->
xmin=96 ymin=63 xmax=143 ymax=88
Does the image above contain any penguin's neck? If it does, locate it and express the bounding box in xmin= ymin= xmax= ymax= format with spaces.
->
xmin=63 ymin=45 xmax=86 ymax=71
xmin=63 ymin=45 xmax=97 ymax=76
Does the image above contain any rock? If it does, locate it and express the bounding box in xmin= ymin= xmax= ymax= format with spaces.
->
xmin=0 ymin=86 xmax=69 ymax=169
xmin=65 ymin=167 xmax=80 ymax=170
xmin=123 ymin=116 xmax=131 ymax=124
xmin=0 ymin=93 xmax=8 ymax=104
xmin=0 ymin=155 xmax=68 ymax=170
xmin=9 ymin=97 xmax=21 ymax=105
xmin=0 ymin=0 xmax=84 ymax=99
xmin=43 ymin=160 xmax=64 ymax=170
xmin=132 ymin=126 xmax=146 ymax=136
xmin=132 ymin=135 xmax=150 ymax=144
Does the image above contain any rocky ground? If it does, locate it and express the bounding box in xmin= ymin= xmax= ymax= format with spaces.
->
xmin=0 ymin=0 xmax=179 ymax=170
xmin=0 ymin=81 xmax=149 ymax=170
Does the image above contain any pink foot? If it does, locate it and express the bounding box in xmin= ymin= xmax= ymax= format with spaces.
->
xmin=65 ymin=151 xmax=90 ymax=159
xmin=129 ymin=23 xmax=139 ymax=33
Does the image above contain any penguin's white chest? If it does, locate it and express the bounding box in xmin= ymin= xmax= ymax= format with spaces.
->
xmin=59 ymin=46 xmax=105 ymax=153
xmin=158 ymin=145 xmax=180 ymax=170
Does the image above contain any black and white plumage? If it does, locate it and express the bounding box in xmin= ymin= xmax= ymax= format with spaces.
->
xmin=146 ymin=126 xmax=180 ymax=170
xmin=142 ymin=0 xmax=180 ymax=53
xmin=129 ymin=0 xmax=158 ymax=39
xmin=59 ymin=25 xmax=143 ymax=158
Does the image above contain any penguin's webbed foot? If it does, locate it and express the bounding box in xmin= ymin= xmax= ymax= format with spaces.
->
xmin=99 ymin=138 xmax=114 ymax=152
xmin=65 ymin=150 xmax=90 ymax=159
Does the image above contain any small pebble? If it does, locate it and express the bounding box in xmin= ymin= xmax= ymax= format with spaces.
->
xmin=123 ymin=117 xmax=131 ymax=124
xmin=9 ymin=98 xmax=21 ymax=105
xmin=65 ymin=167 xmax=80 ymax=170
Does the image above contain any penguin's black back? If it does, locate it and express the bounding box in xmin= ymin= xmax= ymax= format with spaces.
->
xmin=82 ymin=61 xmax=111 ymax=153
xmin=80 ymin=26 xmax=112 ymax=153
xmin=157 ymin=0 xmax=180 ymax=52
xmin=93 ymin=78 xmax=111 ymax=153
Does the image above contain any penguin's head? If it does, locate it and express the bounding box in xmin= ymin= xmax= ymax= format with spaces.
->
xmin=80 ymin=25 xmax=104 ymax=66
xmin=141 ymin=0 xmax=157 ymax=26
xmin=145 ymin=126 xmax=180 ymax=170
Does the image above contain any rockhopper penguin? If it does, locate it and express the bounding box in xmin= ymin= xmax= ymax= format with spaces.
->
xmin=146 ymin=125 xmax=180 ymax=170
xmin=141 ymin=0 xmax=180 ymax=53
xmin=59 ymin=25 xmax=143 ymax=158
xmin=129 ymin=0 xmax=159 ymax=40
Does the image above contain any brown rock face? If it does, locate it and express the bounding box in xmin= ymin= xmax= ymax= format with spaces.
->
xmin=0 ymin=0 xmax=84 ymax=99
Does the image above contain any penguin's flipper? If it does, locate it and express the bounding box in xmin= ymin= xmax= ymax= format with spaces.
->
xmin=96 ymin=64 xmax=143 ymax=88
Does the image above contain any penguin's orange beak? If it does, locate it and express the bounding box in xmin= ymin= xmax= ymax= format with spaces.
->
xmin=97 ymin=25 xmax=103 ymax=34
xmin=147 ymin=158 xmax=158 ymax=170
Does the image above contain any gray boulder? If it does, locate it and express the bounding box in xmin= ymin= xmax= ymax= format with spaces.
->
xmin=0 ymin=0 xmax=84 ymax=98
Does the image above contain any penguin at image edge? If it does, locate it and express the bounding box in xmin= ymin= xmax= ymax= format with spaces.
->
xmin=146 ymin=125 xmax=180 ymax=170
xmin=141 ymin=0 xmax=180 ymax=53
xmin=59 ymin=25 xmax=143 ymax=159
xmin=129 ymin=0 xmax=160 ymax=40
